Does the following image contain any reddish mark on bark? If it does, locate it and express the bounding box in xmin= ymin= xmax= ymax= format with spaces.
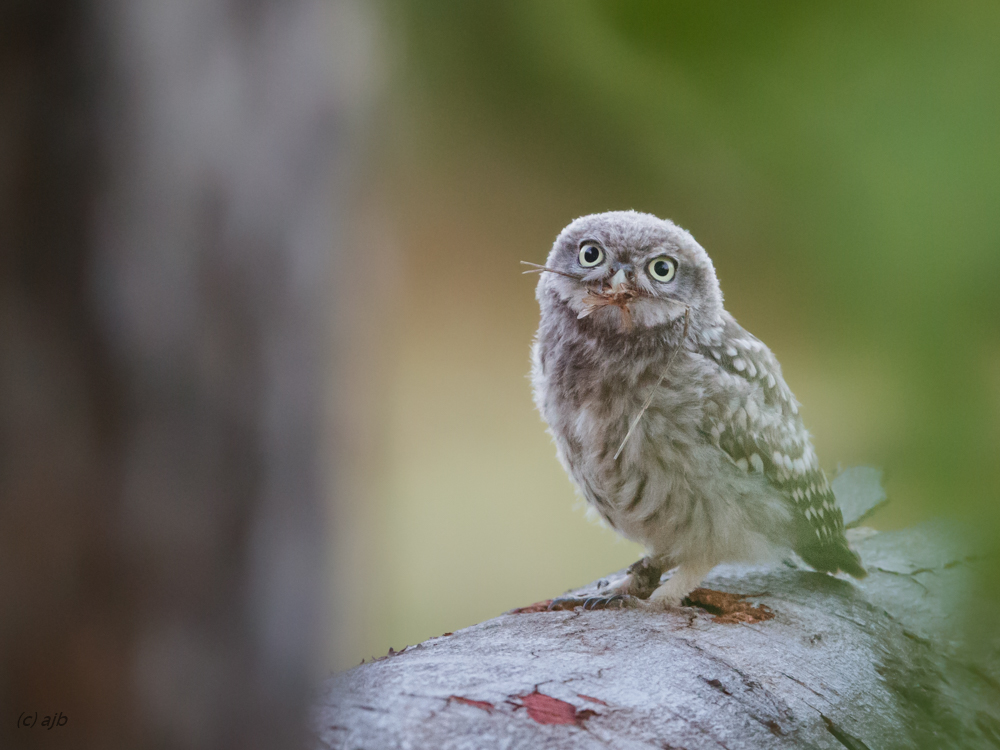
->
xmin=518 ymin=690 xmax=597 ymax=726
xmin=507 ymin=600 xmax=553 ymax=614
xmin=520 ymin=692 xmax=576 ymax=725
xmin=449 ymin=696 xmax=493 ymax=712
xmin=685 ymin=588 xmax=774 ymax=624
xmin=577 ymin=693 xmax=607 ymax=705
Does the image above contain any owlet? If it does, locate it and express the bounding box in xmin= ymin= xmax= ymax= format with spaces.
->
xmin=530 ymin=210 xmax=865 ymax=608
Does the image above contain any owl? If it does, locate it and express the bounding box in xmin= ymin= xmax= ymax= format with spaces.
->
xmin=530 ymin=210 xmax=865 ymax=608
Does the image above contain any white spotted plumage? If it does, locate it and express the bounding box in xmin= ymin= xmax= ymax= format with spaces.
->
xmin=693 ymin=313 xmax=854 ymax=558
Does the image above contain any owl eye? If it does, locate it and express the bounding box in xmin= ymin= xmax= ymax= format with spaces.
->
xmin=647 ymin=256 xmax=677 ymax=282
xmin=578 ymin=243 xmax=604 ymax=268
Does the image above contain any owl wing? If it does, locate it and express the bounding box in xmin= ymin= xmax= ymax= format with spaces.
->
xmin=695 ymin=315 xmax=865 ymax=577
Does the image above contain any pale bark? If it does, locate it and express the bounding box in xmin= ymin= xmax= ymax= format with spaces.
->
xmin=314 ymin=473 xmax=999 ymax=750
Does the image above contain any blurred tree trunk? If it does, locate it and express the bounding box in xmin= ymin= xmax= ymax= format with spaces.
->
xmin=0 ymin=1 xmax=362 ymax=748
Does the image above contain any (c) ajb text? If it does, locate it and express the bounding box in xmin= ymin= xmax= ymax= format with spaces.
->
xmin=17 ymin=712 xmax=68 ymax=729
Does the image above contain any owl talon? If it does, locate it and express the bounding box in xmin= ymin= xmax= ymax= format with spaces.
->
xmin=547 ymin=594 xmax=639 ymax=611
xmin=584 ymin=594 xmax=638 ymax=610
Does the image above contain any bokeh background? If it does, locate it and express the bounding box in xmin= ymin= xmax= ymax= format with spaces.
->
xmin=336 ymin=0 xmax=1000 ymax=668
xmin=4 ymin=3 xmax=999 ymax=746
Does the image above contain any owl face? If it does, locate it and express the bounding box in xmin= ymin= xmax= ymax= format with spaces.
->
xmin=538 ymin=211 xmax=723 ymax=333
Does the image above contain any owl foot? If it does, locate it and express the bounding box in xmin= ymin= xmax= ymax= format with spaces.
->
xmin=547 ymin=555 xmax=670 ymax=611
xmin=647 ymin=562 xmax=715 ymax=608
xmin=625 ymin=555 xmax=669 ymax=598
xmin=547 ymin=594 xmax=641 ymax=611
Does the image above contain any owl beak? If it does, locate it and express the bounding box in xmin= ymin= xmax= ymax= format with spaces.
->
xmin=610 ymin=269 xmax=629 ymax=294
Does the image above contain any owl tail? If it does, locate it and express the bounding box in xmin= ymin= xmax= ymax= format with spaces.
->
xmin=797 ymin=532 xmax=867 ymax=579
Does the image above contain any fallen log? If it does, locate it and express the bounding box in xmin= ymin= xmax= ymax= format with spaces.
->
xmin=314 ymin=471 xmax=999 ymax=749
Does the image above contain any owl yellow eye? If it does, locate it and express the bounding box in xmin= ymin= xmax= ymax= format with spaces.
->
xmin=648 ymin=256 xmax=677 ymax=282
xmin=578 ymin=243 xmax=604 ymax=268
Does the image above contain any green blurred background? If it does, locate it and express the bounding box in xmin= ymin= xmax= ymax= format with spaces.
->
xmin=334 ymin=0 xmax=1000 ymax=668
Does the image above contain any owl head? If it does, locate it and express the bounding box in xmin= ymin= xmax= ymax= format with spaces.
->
xmin=536 ymin=211 xmax=724 ymax=334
